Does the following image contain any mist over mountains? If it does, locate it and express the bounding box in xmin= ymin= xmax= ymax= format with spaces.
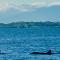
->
xmin=0 ymin=22 xmax=60 ymax=28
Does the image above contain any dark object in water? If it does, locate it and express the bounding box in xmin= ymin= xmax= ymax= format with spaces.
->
xmin=0 ymin=50 xmax=8 ymax=55
xmin=0 ymin=53 xmax=7 ymax=54
xmin=30 ymin=50 xmax=53 ymax=55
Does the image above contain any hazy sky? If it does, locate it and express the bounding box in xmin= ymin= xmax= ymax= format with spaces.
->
xmin=0 ymin=0 xmax=60 ymax=23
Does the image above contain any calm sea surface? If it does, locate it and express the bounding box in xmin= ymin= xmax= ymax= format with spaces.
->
xmin=0 ymin=26 xmax=60 ymax=60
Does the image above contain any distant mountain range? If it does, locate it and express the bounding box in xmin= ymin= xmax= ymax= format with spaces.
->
xmin=0 ymin=22 xmax=60 ymax=27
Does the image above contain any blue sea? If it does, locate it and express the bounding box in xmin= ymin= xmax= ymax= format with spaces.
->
xmin=0 ymin=26 xmax=60 ymax=60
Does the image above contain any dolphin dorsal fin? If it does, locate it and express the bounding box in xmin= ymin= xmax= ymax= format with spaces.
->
xmin=47 ymin=50 xmax=52 ymax=54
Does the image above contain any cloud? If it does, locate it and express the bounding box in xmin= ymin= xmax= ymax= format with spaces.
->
xmin=0 ymin=3 xmax=35 ymax=12
xmin=31 ymin=2 xmax=47 ymax=8
xmin=0 ymin=2 xmax=60 ymax=12
xmin=31 ymin=2 xmax=60 ymax=8
xmin=48 ymin=2 xmax=60 ymax=7
xmin=0 ymin=3 xmax=8 ymax=11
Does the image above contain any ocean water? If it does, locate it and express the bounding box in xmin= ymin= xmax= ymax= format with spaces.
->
xmin=0 ymin=26 xmax=60 ymax=60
